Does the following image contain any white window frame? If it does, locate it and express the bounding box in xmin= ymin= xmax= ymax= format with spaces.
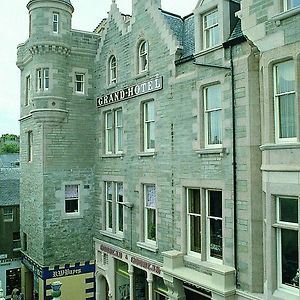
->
xmin=104 ymin=109 xmax=123 ymax=154
xmin=283 ymin=0 xmax=300 ymax=11
xmin=104 ymin=181 xmax=124 ymax=235
xmin=115 ymin=109 xmax=123 ymax=153
xmin=187 ymin=188 xmax=202 ymax=258
xmin=109 ymin=55 xmax=117 ymax=84
xmin=144 ymin=184 xmax=157 ymax=245
xmin=25 ymin=75 xmax=31 ymax=106
xmin=204 ymin=84 xmax=222 ymax=148
xmin=3 ymin=207 xmax=13 ymax=222
xmin=273 ymin=61 xmax=297 ymax=143
xmin=53 ymin=13 xmax=59 ymax=33
xmin=75 ymin=73 xmax=85 ymax=94
xmin=36 ymin=68 xmax=49 ymax=91
xmin=203 ymin=9 xmax=220 ymax=49
xmin=64 ymin=184 xmax=80 ymax=216
xmin=143 ymin=100 xmax=155 ymax=152
xmin=138 ymin=41 xmax=148 ymax=73
xmin=105 ymin=181 xmax=113 ymax=232
xmin=206 ymin=190 xmax=223 ymax=263
xmin=186 ymin=188 xmax=223 ymax=261
xmin=275 ymin=196 xmax=299 ymax=293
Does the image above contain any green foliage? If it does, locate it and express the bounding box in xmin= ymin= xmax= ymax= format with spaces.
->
xmin=0 ymin=143 xmax=20 ymax=154
xmin=1 ymin=134 xmax=18 ymax=141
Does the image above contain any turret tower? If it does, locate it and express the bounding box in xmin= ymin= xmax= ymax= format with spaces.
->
xmin=17 ymin=0 xmax=99 ymax=298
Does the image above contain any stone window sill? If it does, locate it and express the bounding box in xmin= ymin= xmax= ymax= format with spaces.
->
xmin=100 ymin=230 xmax=124 ymax=241
xmin=138 ymin=151 xmax=157 ymax=158
xmin=101 ymin=153 xmax=124 ymax=159
xmin=272 ymin=6 xmax=300 ymax=25
xmin=137 ymin=241 xmax=158 ymax=253
xmin=195 ymin=147 xmax=226 ymax=157
xmin=260 ymin=143 xmax=300 ymax=151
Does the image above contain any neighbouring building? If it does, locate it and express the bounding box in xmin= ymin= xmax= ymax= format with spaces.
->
xmin=0 ymin=154 xmax=21 ymax=299
xmin=16 ymin=0 xmax=299 ymax=300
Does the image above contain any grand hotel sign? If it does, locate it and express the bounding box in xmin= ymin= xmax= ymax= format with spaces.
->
xmin=96 ymin=75 xmax=163 ymax=108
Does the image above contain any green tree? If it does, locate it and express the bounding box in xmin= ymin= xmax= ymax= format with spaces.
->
xmin=0 ymin=143 xmax=20 ymax=154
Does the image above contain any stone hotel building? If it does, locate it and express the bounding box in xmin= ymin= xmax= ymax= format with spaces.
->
xmin=17 ymin=0 xmax=299 ymax=299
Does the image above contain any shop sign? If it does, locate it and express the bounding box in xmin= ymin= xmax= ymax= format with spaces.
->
xmin=100 ymin=244 xmax=161 ymax=275
xmin=52 ymin=267 xmax=82 ymax=278
xmin=96 ymin=76 xmax=163 ymax=108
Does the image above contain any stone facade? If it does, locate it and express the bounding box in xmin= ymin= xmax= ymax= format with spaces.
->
xmin=17 ymin=0 xmax=300 ymax=300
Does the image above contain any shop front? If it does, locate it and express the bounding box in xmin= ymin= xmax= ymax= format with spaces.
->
xmin=21 ymin=254 xmax=95 ymax=300
xmin=95 ymin=242 xmax=167 ymax=300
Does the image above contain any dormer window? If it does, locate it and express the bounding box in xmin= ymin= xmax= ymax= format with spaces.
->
xmin=283 ymin=0 xmax=300 ymax=11
xmin=109 ymin=55 xmax=117 ymax=84
xmin=203 ymin=9 xmax=220 ymax=49
xmin=138 ymin=40 xmax=148 ymax=73
xmin=53 ymin=13 xmax=59 ymax=33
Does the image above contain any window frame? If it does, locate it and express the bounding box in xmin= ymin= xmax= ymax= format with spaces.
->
xmin=3 ymin=207 xmax=13 ymax=222
xmin=203 ymin=84 xmax=222 ymax=148
xmin=75 ymin=73 xmax=85 ymax=94
xmin=143 ymin=100 xmax=155 ymax=152
xmin=109 ymin=55 xmax=117 ymax=84
xmin=53 ymin=12 xmax=59 ymax=33
xmin=138 ymin=40 xmax=148 ymax=73
xmin=104 ymin=108 xmax=123 ymax=155
xmin=202 ymin=9 xmax=220 ymax=49
xmin=186 ymin=187 xmax=223 ymax=262
xmin=104 ymin=181 xmax=124 ymax=236
xmin=187 ymin=188 xmax=202 ymax=258
xmin=28 ymin=131 xmax=33 ymax=162
xmin=283 ymin=0 xmax=300 ymax=11
xmin=64 ymin=184 xmax=80 ymax=216
xmin=273 ymin=60 xmax=297 ymax=143
xmin=25 ymin=75 xmax=31 ymax=106
xmin=36 ymin=68 xmax=49 ymax=91
xmin=13 ymin=232 xmax=21 ymax=251
xmin=206 ymin=190 xmax=223 ymax=263
xmin=144 ymin=184 xmax=157 ymax=245
xmin=275 ymin=196 xmax=299 ymax=293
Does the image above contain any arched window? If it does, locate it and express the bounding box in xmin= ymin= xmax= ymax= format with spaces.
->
xmin=109 ymin=55 xmax=117 ymax=84
xmin=138 ymin=41 xmax=148 ymax=73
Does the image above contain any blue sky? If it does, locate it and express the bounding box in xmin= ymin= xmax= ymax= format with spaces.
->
xmin=0 ymin=0 xmax=197 ymax=136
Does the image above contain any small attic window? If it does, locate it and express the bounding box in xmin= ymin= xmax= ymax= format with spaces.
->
xmin=203 ymin=9 xmax=220 ymax=49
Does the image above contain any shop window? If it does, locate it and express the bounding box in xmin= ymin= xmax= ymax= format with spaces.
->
xmin=283 ymin=0 xmax=300 ymax=11
xmin=204 ymin=84 xmax=222 ymax=148
xmin=105 ymin=181 xmax=124 ymax=235
xmin=75 ymin=73 xmax=85 ymax=94
xmin=203 ymin=9 xmax=220 ymax=49
xmin=6 ymin=268 xmax=21 ymax=297
xmin=274 ymin=60 xmax=296 ymax=143
xmin=138 ymin=40 xmax=148 ymax=73
xmin=144 ymin=184 xmax=157 ymax=244
xmin=275 ymin=196 xmax=299 ymax=291
xmin=109 ymin=55 xmax=117 ymax=84
xmin=104 ymin=108 xmax=123 ymax=154
xmin=115 ymin=260 xmax=130 ymax=299
xmin=3 ymin=207 xmax=13 ymax=222
xmin=64 ymin=184 xmax=79 ymax=215
xmin=25 ymin=75 xmax=31 ymax=106
xmin=187 ymin=188 xmax=223 ymax=262
xmin=153 ymin=276 xmax=168 ymax=300
xmin=36 ymin=68 xmax=49 ymax=91
xmin=53 ymin=13 xmax=59 ymax=33
xmin=142 ymin=100 xmax=155 ymax=152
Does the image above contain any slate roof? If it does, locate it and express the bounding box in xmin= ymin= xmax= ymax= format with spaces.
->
xmin=161 ymin=10 xmax=195 ymax=58
xmin=0 ymin=154 xmax=20 ymax=207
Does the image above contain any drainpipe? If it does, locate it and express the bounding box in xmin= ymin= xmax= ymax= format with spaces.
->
xmin=229 ymin=45 xmax=239 ymax=287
